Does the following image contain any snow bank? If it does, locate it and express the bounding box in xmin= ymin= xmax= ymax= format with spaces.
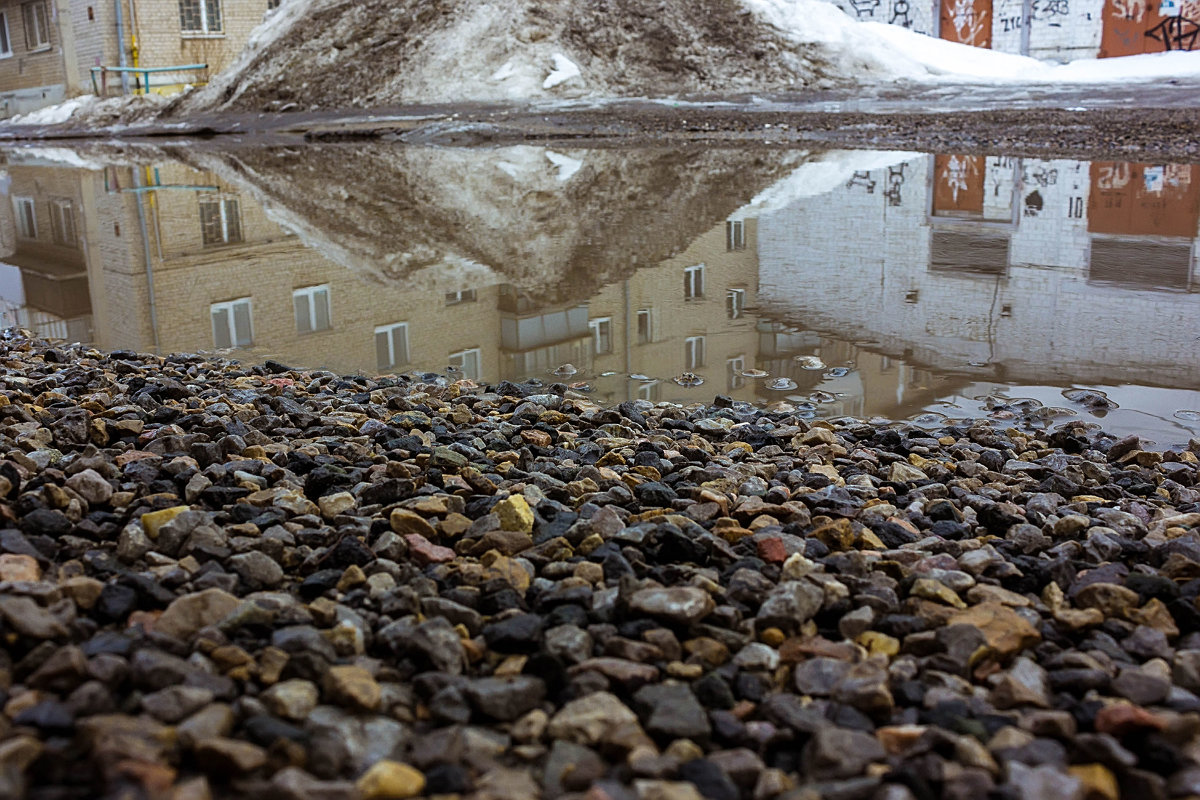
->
xmin=7 ymin=97 xmax=95 ymax=125
xmin=4 ymin=93 xmax=170 ymax=129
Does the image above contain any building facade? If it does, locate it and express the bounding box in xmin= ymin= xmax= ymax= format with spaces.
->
xmin=0 ymin=0 xmax=281 ymax=118
xmin=826 ymin=0 xmax=1198 ymax=61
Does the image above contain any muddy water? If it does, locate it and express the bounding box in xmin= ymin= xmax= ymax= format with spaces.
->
xmin=1 ymin=144 xmax=1198 ymax=447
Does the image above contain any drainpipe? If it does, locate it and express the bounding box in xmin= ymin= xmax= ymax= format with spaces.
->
xmin=132 ymin=169 xmax=159 ymax=351
xmin=127 ymin=0 xmax=140 ymax=90
xmin=114 ymin=0 xmax=129 ymax=94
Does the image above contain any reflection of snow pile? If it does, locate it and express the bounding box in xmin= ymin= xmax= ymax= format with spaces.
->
xmin=162 ymin=142 xmax=804 ymax=302
xmin=730 ymin=149 xmax=922 ymax=220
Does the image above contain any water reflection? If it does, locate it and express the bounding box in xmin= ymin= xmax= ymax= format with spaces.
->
xmin=0 ymin=144 xmax=1198 ymax=445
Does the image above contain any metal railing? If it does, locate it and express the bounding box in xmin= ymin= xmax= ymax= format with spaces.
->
xmin=89 ymin=64 xmax=208 ymax=96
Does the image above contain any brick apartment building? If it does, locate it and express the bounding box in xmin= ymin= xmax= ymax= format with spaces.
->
xmin=0 ymin=0 xmax=280 ymax=117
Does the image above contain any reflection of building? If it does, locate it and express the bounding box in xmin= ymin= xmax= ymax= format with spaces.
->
xmin=0 ymin=0 xmax=279 ymax=118
xmin=758 ymin=153 xmax=1200 ymax=418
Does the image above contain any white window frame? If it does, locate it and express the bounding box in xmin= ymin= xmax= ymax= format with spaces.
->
xmin=13 ymin=196 xmax=36 ymax=239
xmin=211 ymin=297 xmax=253 ymax=350
xmin=49 ymin=198 xmax=76 ymax=248
xmin=726 ymin=220 xmax=746 ymax=251
xmin=293 ymin=284 xmax=332 ymax=334
xmin=726 ymin=288 xmax=746 ymax=320
xmin=636 ymin=308 xmax=652 ymax=344
xmin=0 ymin=13 xmax=13 ymax=58
xmin=685 ymin=336 xmax=706 ymax=370
xmin=684 ymin=264 xmax=705 ymax=300
xmin=21 ymin=1 xmax=49 ymax=52
xmin=179 ymin=0 xmax=223 ymax=37
xmin=727 ymin=355 xmax=746 ymax=391
xmin=445 ymin=289 xmax=477 ymax=305
xmin=375 ymin=322 xmax=410 ymax=371
xmin=449 ymin=348 xmax=481 ymax=380
xmin=198 ymin=194 xmax=241 ymax=246
xmin=637 ymin=382 xmax=658 ymax=403
xmin=589 ymin=317 xmax=612 ymax=354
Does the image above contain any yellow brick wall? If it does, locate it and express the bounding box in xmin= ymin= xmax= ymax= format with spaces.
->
xmin=130 ymin=0 xmax=273 ymax=87
xmin=0 ymin=0 xmax=68 ymax=94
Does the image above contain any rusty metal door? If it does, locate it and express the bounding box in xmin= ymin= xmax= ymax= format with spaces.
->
xmin=933 ymin=155 xmax=986 ymax=216
xmin=1089 ymin=162 xmax=1200 ymax=237
xmin=1100 ymin=0 xmax=1200 ymax=56
xmin=940 ymin=0 xmax=994 ymax=48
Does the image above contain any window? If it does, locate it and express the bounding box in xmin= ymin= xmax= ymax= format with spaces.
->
xmin=0 ymin=13 xmax=12 ymax=57
xmin=445 ymin=289 xmax=477 ymax=305
xmin=179 ymin=0 xmax=222 ymax=35
xmin=589 ymin=317 xmax=612 ymax=354
xmin=293 ymin=285 xmax=331 ymax=334
xmin=449 ymin=348 xmax=481 ymax=380
xmin=685 ymin=336 xmax=705 ymax=370
xmin=13 ymin=197 xmax=36 ymax=239
xmin=267 ymin=0 xmax=283 ymax=7
xmin=22 ymin=2 xmax=49 ymax=51
xmin=727 ymin=356 xmax=746 ymax=391
xmin=726 ymin=289 xmax=745 ymax=320
xmin=49 ymin=199 xmax=76 ymax=248
xmin=684 ymin=264 xmax=705 ymax=300
xmin=726 ymin=220 xmax=746 ymax=251
xmin=637 ymin=382 xmax=659 ymax=403
xmin=637 ymin=309 xmax=652 ymax=344
xmin=199 ymin=195 xmax=242 ymax=246
xmin=211 ymin=298 xmax=252 ymax=349
xmin=375 ymin=323 xmax=410 ymax=371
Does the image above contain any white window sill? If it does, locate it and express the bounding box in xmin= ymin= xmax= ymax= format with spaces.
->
xmin=0 ymin=53 xmax=13 ymax=60
xmin=26 ymin=45 xmax=51 ymax=54
xmin=181 ymin=32 xmax=224 ymax=39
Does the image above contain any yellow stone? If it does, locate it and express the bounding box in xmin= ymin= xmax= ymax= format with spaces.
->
xmin=1068 ymin=764 xmax=1119 ymax=800
xmin=494 ymin=495 xmax=534 ymax=533
xmin=577 ymin=534 xmax=604 ymax=555
xmin=357 ymin=760 xmax=426 ymax=800
xmin=337 ymin=565 xmax=367 ymax=592
xmin=858 ymin=529 xmax=886 ymax=550
xmin=911 ymin=578 xmax=967 ymax=609
xmin=142 ymin=506 xmax=189 ymax=539
xmin=0 ymin=554 xmax=41 ymax=582
xmin=481 ymin=553 xmax=531 ymax=593
xmin=857 ymin=631 xmax=900 ymax=658
xmin=760 ymin=628 xmax=785 ymax=647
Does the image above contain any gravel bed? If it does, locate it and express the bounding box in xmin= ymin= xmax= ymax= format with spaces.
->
xmin=1 ymin=333 xmax=1200 ymax=800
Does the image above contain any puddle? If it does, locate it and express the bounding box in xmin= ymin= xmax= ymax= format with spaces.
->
xmin=1 ymin=144 xmax=1198 ymax=447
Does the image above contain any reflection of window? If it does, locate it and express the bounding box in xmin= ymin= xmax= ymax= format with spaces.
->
xmin=267 ymin=0 xmax=283 ymax=7
xmin=726 ymin=289 xmax=745 ymax=320
xmin=637 ymin=309 xmax=652 ymax=344
xmin=375 ymin=322 xmax=409 ymax=371
xmin=22 ymin=1 xmax=49 ymax=50
xmin=726 ymin=220 xmax=746 ymax=251
xmin=293 ymin=285 xmax=331 ymax=333
xmin=199 ymin=195 xmax=242 ymax=246
xmin=446 ymin=289 xmax=477 ymax=305
xmin=179 ymin=0 xmax=222 ymax=35
xmin=727 ymin=356 xmax=746 ymax=391
xmin=0 ymin=13 xmax=13 ymax=57
xmin=50 ymin=200 xmax=76 ymax=248
xmin=685 ymin=336 xmax=705 ymax=370
xmin=449 ymin=348 xmax=481 ymax=380
xmin=684 ymin=264 xmax=705 ymax=300
xmin=211 ymin=298 xmax=252 ymax=349
xmin=637 ymin=382 xmax=659 ymax=403
xmin=13 ymin=197 xmax=36 ymax=239
xmin=589 ymin=317 xmax=612 ymax=354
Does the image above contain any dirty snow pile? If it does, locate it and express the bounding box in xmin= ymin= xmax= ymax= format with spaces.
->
xmin=6 ymin=93 xmax=170 ymax=128
xmin=163 ymin=0 xmax=1200 ymax=114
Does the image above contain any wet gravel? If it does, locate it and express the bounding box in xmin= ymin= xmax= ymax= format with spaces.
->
xmin=2 ymin=333 xmax=1200 ymax=800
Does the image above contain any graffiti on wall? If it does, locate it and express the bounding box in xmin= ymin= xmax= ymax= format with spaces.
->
xmin=885 ymin=166 xmax=907 ymax=207
xmin=1100 ymin=0 xmax=1199 ymax=54
xmin=1089 ymin=163 xmax=1200 ymax=236
xmin=941 ymin=0 xmax=994 ymax=46
xmin=847 ymin=172 xmax=878 ymax=193
xmin=933 ymin=155 xmax=986 ymax=214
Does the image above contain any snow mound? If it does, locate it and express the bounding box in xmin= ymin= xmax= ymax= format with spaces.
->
xmin=168 ymin=0 xmax=1200 ymax=116
xmin=6 ymin=93 xmax=170 ymax=128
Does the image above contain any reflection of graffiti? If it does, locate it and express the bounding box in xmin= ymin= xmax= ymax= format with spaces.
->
xmin=949 ymin=0 xmax=990 ymax=44
xmin=848 ymin=0 xmax=882 ymax=16
xmin=884 ymin=165 xmax=906 ymax=206
xmin=1024 ymin=190 xmax=1044 ymax=217
xmin=1027 ymin=166 xmax=1059 ymax=187
xmin=891 ymin=0 xmax=914 ymax=25
xmin=847 ymin=171 xmax=877 ymax=193
xmin=939 ymin=155 xmax=979 ymax=204
xmin=1097 ymin=163 xmax=1131 ymax=190
xmin=1146 ymin=15 xmax=1200 ymax=49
